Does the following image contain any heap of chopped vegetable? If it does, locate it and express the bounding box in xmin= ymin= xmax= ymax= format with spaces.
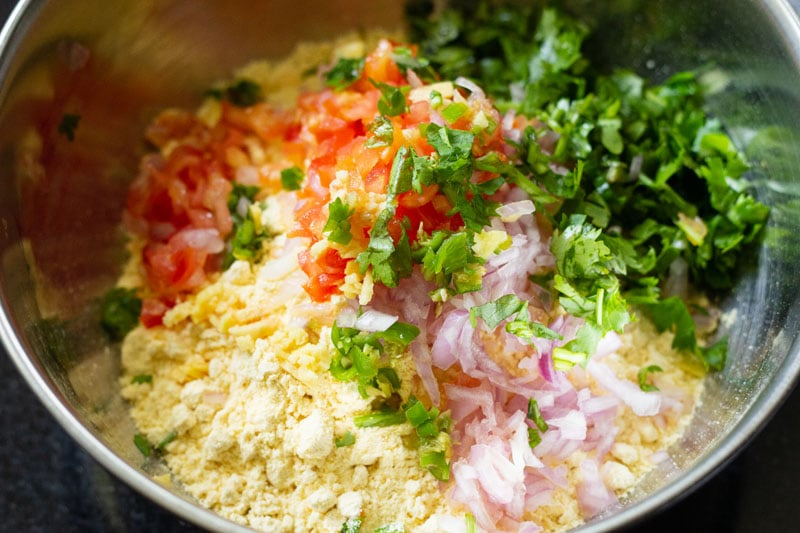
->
xmin=110 ymin=1 xmax=769 ymax=531
xmin=289 ymin=39 xmax=510 ymax=303
xmin=406 ymin=1 xmax=768 ymax=370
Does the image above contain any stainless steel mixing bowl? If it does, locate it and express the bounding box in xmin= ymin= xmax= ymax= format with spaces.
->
xmin=1 ymin=0 xmax=800 ymax=530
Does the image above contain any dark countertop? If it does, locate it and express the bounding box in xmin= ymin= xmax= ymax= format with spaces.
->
xmin=2 ymin=0 xmax=800 ymax=532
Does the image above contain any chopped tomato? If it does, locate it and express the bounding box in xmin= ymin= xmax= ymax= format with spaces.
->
xmin=360 ymin=40 xmax=405 ymax=87
xmin=221 ymin=101 xmax=292 ymax=141
xmin=398 ymin=185 xmax=439 ymax=209
xmin=128 ymin=37 xmax=511 ymax=313
xmin=291 ymin=196 xmax=329 ymax=240
xmin=139 ymin=297 xmax=173 ymax=328
xmin=364 ymin=162 xmax=390 ymax=193
xmin=396 ymin=201 xmax=463 ymax=244
xmin=125 ymin=95 xmax=288 ymax=324
xmin=298 ymin=248 xmax=348 ymax=302
xmin=286 ymin=39 xmax=504 ymax=300
xmin=143 ymin=240 xmax=207 ymax=296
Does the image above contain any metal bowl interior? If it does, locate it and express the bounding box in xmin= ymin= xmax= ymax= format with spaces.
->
xmin=1 ymin=0 xmax=800 ymax=530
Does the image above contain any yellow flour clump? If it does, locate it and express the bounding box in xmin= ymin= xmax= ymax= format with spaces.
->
xmin=121 ymin=233 xmax=450 ymax=531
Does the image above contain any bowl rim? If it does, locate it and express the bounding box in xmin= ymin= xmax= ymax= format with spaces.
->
xmin=1 ymin=0 xmax=800 ymax=531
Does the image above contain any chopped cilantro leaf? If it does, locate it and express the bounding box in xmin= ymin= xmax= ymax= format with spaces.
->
xmin=549 ymin=215 xmax=632 ymax=362
xmin=324 ymin=197 xmax=355 ymax=245
xmin=392 ymin=46 xmax=436 ymax=81
xmin=354 ymin=408 xmax=406 ymax=428
xmin=372 ymin=80 xmax=409 ymax=117
xmin=470 ymin=294 xmax=560 ymax=344
xmin=131 ymin=374 xmax=152 ymax=385
xmin=527 ymin=398 xmax=548 ymax=433
xmin=340 ymin=517 xmax=362 ymax=533
xmin=356 ymin=208 xmax=413 ymax=288
xmin=388 ymin=146 xmax=414 ymax=196
xmin=645 ymin=297 xmax=700 ymax=353
xmin=408 ymin=1 xmax=768 ymax=373
xmin=415 ymin=230 xmax=484 ymax=296
xmin=505 ymin=315 xmax=562 ymax=343
xmin=280 ymin=166 xmax=304 ymax=191
xmin=418 ymin=123 xmax=504 ymax=231
xmin=133 ymin=434 xmax=152 ymax=458
xmin=699 ymin=337 xmax=728 ymax=372
xmin=552 ymin=320 xmax=603 ymax=370
xmin=469 ymin=294 xmax=525 ymax=329
xmin=644 ymin=297 xmax=727 ymax=370
xmin=156 ymin=430 xmax=177 ymax=451
xmin=355 ymin=148 xmax=417 ymax=288
xmin=224 ymin=79 xmax=262 ymax=107
xmin=366 ymin=116 xmax=395 ymax=148
xmin=100 ymin=287 xmax=142 ymax=341
xmin=335 ymin=431 xmax=356 ymax=447
xmin=329 ymin=319 xmax=418 ymax=399
xmin=325 ymin=57 xmax=365 ymax=91
xmin=379 ymin=321 xmax=422 ymax=346
xmin=223 ymin=184 xmax=269 ymax=269
xmin=423 ymin=123 xmax=474 ymax=163
xmin=637 ymin=365 xmax=663 ymax=392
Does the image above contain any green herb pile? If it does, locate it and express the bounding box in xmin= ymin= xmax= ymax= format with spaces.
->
xmin=404 ymin=0 xmax=768 ymax=370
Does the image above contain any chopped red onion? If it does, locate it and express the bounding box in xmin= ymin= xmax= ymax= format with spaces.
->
xmin=547 ymin=410 xmax=587 ymax=440
xmin=173 ymin=227 xmax=225 ymax=254
xmin=235 ymin=195 xmax=251 ymax=220
xmin=334 ymin=306 xmax=358 ymax=329
xmin=450 ymin=462 xmax=495 ymax=529
xmin=354 ymin=309 xmax=399 ymax=332
xmin=445 ymin=382 xmax=494 ymax=424
xmin=576 ymin=459 xmax=618 ymax=519
xmin=518 ymin=522 xmax=543 ymax=533
xmin=429 ymin=110 xmax=446 ymax=126
xmin=587 ymin=359 xmax=662 ymax=416
xmin=593 ymin=331 xmax=623 ymax=359
xmin=454 ymin=76 xmax=485 ymax=99
xmin=431 ymin=310 xmax=469 ymax=370
xmin=501 ymin=110 xmax=522 ymax=144
xmin=496 ymin=200 xmax=536 ymax=222
xmin=258 ymin=241 xmax=304 ymax=282
xmin=472 ymin=444 xmax=522 ymax=505
xmin=407 ymin=69 xmax=423 ymax=88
